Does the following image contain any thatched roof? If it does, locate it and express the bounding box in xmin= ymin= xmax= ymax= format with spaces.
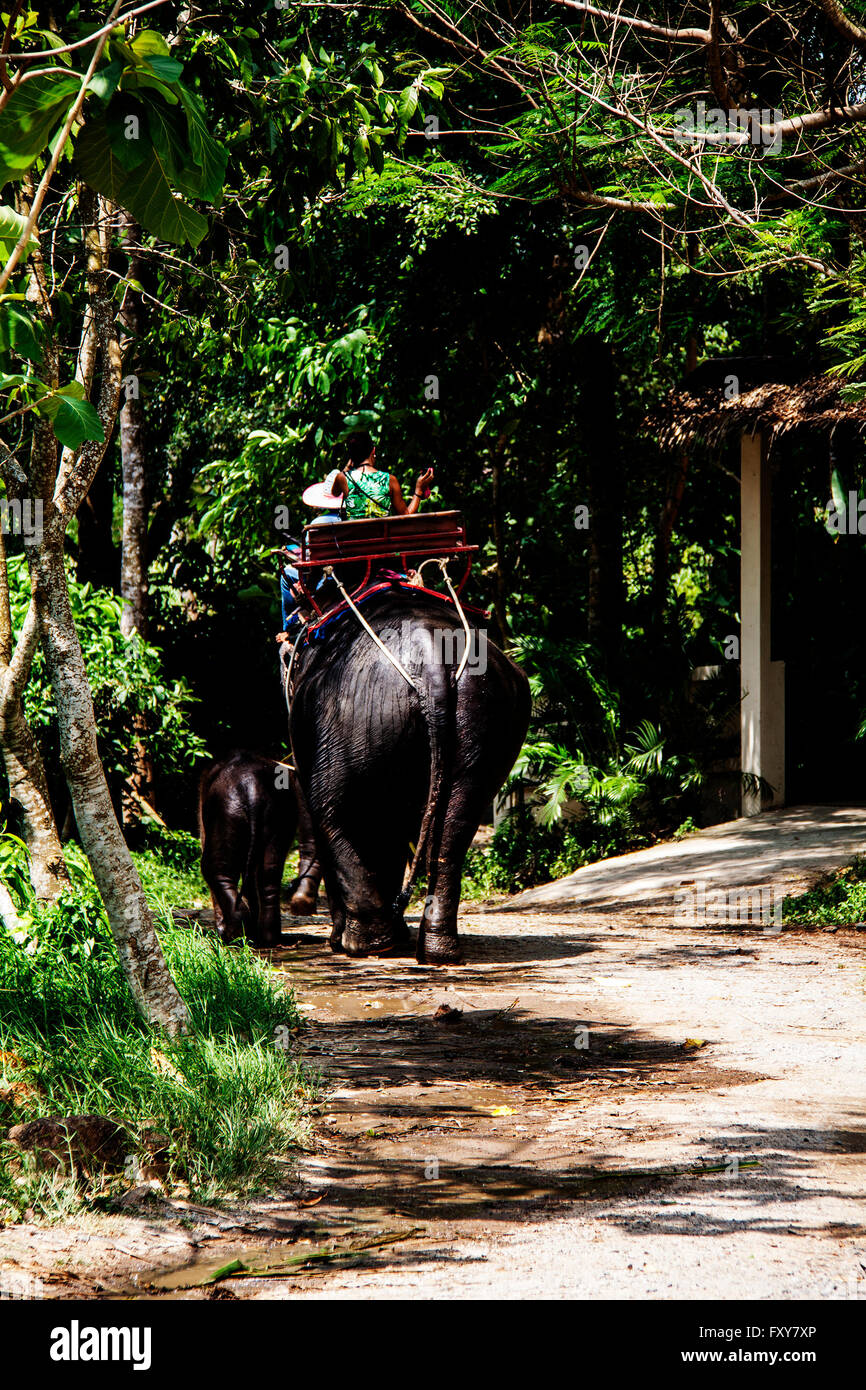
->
xmin=646 ymin=372 xmax=866 ymax=453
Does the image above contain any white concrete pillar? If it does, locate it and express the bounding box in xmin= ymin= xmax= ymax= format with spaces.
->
xmin=740 ymin=430 xmax=785 ymax=815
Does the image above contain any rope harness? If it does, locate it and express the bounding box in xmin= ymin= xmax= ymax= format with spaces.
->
xmin=323 ymin=557 xmax=474 ymax=690
xmin=281 ymin=621 xmax=308 ymax=710
xmin=323 ymin=565 xmax=419 ymax=690
xmin=415 ymin=557 xmax=475 ymax=682
xmin=282 ymin=559 xmax=476 ymax=708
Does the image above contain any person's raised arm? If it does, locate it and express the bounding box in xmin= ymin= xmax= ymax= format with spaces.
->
xmin=391 ymin=469 xmax=433 ymax=515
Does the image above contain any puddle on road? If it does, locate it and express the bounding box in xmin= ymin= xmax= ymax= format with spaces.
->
xmin=327 ymin=1081 xmax=519 ymax=1116
xmin=130 ymin=1219 xmax=422 ymax=1298
xmin=129 ymin=1157 xmax=725 ymax=1297
xmin=139 ymin=1245 xmax=259 ymax=1294
xmin=288 ymin=990 xmax=426 ymax=1022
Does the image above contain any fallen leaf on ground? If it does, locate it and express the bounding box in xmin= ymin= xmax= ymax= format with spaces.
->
xmin=432 ymin=1005 xmax=463 ymax=1025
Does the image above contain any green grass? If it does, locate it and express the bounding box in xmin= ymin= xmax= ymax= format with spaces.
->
xmin=783 ymin=856 xmax=866 ymax=928
xmin=130 ymin=847 xmax=209 ymax=910
xmin=0 ymin=854 xmax=318 ymax=1222
xmin=129 ymin=824 xmax=208 ymax=911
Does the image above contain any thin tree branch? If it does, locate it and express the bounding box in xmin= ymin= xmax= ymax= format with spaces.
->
xmin=814 ymin=0 xmax=866 ymax=53
xmin=3 ymin=598 xmax=39 ymax=700
xmin=0 ymin=3 xmax=124 ymax=295
xmin=550 ymin=0 xmax=712 ymax=44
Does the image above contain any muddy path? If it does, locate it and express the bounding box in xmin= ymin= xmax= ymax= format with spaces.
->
xmin=2 ymin=905 xmax=864 ymax=1300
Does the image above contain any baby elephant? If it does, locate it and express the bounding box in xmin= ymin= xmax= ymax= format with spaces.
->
xmin=199 ymin=750 xmax=320 ymax=946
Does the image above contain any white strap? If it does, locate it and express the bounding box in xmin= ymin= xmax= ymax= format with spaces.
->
xmin=437 ymin=560 xmax=474 ymax=682
xmin=415 ymin=557 xmax=474 ymax=682
xmin=324 ymin=567 xmax=419 ymax=691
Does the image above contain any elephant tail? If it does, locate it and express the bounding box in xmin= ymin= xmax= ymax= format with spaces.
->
xmin=241 ymin=800 xmax=263 ymax=926
xmin=394 ymin=660 xmax=455 ymax=913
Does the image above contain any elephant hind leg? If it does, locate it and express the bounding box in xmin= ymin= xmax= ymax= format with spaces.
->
xmin=251 ymin=819 xmax=292 ymax=948
xmin=252 ymin=864 xmax=283 ymax=947
xmin=415 ymin=793 xmax=486 ymax=965
xmin=342 ymin=918 xmax=402 ymax=957
xmin=207 ymin=873 xmax=252 ymax=945
xmin=324 ymin=878 xmax=346 ymax=953
xmin=290 ymin=786 xmax=322 ymax=914
xmin=316 ymin=832 xmax=407 ymax=957
xmin=289 ymin=868 xmax=320 ymax=915
xmin=417 ymin=900 xmax=465 ymax=966
xmin=341 ymin=882 xmax=412 ymax=958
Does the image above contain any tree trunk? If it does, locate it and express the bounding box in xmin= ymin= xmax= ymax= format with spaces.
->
xmin=17 ymin=188 xmax=189 ymax=1034
xmin=117 ymin=216 xmax=155 ymax=818
xmin=119 ymin=386 xmax=155 ymax=815
xmin=0 ymin=181 xmax=70 ymax=897
xmin=26 ymin=538 xmax=189 ymax=1034
xmin=0 ymin=526 xmax=69 ymax=898
xmin=0 ymin=695 xmax=68 ymax=896
xmin=119 ymin=216 xmax=149 ymax=639
xmin=119 ymin=391 xmax=148 ymax=637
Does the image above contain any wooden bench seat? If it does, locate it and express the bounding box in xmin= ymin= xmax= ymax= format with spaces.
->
xmin=299 ymin=510 xmax=472 ymax=567
xmin=293 ymin=510 xmax=477 ymax=617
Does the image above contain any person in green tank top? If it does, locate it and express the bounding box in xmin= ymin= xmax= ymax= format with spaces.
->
xmin=333 ymin=432 xmax=433 ymax=518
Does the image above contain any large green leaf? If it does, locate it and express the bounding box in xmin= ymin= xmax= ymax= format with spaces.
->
xmin=75 ymin=119 xmax=133 ymax=200
xmin=396 ymin=84 xmax=419 ymax=129
xmin=0 ymin=302 xmax=42 ymax=360
xmin=140 ymin=97 xmax=191 ymax=187
xmin=145 ymin=56 xmax=184 ymax=85
xmin=130 ymin=30 xmax=171 ymax=61
xmin=104 ymin=102 xmax=150 ymax=172
xmin=0 ymin=72 xmax=81 ymax=187
xmin=177 ymin=85 xmax=227 ymax=202
xmin=35 ymin=381 xmax=104 ymax=449
xmin=0 ymin=205 xmax=38 ymax=264
xmin=75 ymin=119 xmax=209 ymax=247
xmin=126 ymin=147 xmax=210 ymax=247
xmin=27 ymin=30 xmax=74 ymax=68
xmin=87 ymin=60 xmax=123 ymax=104
xmin=124 ymin=67 xmax=180 ymax=105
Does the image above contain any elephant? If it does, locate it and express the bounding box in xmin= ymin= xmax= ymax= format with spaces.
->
xmin=199 ymin=750 xmax=322 ymax=946
xmin=287 ymin=590 xmax=531 ymax=963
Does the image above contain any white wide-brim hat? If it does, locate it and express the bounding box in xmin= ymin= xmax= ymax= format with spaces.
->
xmin=302 ymin=469 xmax=342 ymax=509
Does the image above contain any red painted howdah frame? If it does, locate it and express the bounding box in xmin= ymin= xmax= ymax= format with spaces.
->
xmin=294 ymin=510 xmax=478 ymax=618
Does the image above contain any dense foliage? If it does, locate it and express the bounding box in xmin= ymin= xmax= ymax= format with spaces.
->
xmin=3 ymin=2 xmax=866 ymax=878
xmin=2 ymin=555 xmax=207 ymax=823
xmin=2 ymin=0 xmax=866 ymax=1219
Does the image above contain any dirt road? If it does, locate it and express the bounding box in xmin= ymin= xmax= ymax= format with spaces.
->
xmin=2 ymin=901 xmax=864 ymax=1301
xmin=242 ymin=907 xmax=866 ymax=1300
